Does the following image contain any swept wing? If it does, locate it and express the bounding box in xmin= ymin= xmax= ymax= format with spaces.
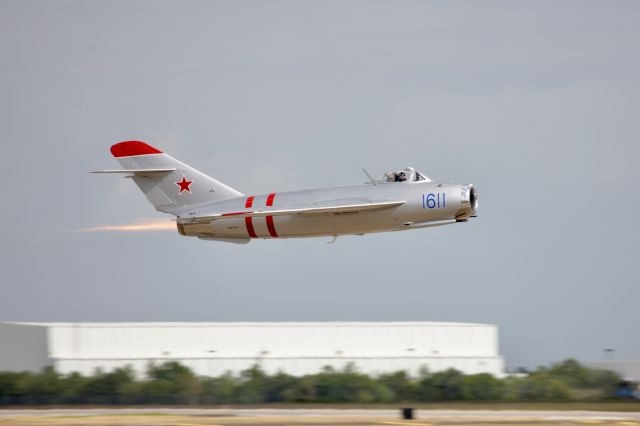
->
xmin=178 ymin=200 xmax=405 ymax=224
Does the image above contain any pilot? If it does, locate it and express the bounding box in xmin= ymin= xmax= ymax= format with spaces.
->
xmin=396 ymin=172 xmax=407 ymax=182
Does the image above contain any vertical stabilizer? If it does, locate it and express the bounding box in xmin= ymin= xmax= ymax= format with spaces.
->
xmin=108 ymin=141 xmax=243 ymax=215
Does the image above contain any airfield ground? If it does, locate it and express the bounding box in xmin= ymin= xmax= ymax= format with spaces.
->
xmin=2 ymin=407 xmax=640 ymax=426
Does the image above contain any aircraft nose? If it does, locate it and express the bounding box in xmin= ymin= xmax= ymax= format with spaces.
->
xmin=468 ymin=184 xmax=478 ymax=212
xmin=455 ymin=184 xmax=478 ymax=221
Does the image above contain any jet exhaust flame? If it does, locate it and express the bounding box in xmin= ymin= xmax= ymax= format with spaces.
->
xmin=77 ymin=219 xmax=175 ymax=233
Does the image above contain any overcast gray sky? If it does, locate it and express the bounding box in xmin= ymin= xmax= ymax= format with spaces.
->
xmin=1 ymin=0 xmax=638 ymax=370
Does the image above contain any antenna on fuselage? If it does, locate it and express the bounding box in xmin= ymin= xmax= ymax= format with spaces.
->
xmin=362 ymin=168 xmax=378 ymax=186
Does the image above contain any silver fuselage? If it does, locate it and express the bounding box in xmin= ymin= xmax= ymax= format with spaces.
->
xmin=177 ymin=181 xmax=478 ymax=240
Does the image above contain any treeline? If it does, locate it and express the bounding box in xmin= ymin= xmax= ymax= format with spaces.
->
xmin=0 ymin=359 xmax=622 ymax=405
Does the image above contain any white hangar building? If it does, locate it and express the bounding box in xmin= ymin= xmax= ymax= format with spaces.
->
xmin=0 ymin=322 xmax=505 ymax=377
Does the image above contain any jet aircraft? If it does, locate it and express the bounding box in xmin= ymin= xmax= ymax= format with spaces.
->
xmin=93 ymin=141 xmax=478 ymax=244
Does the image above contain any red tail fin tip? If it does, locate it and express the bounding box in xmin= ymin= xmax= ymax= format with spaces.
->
xmin=111 ymin=141 xmax=163 ymax=158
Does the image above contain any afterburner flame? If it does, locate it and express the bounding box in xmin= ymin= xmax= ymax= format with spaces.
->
xmin=78 ymin=218 xmax=175 ymax=232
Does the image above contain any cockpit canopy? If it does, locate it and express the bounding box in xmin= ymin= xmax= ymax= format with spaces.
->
xmin=384 ymin=167 xmax=431 ymax=183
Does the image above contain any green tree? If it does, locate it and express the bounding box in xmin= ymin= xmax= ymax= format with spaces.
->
xmin=58 ymin=372 xmax=89 ymax=404
xmin=235 ymin=365 xmax=268 ymax=403
xmin=547 ymin=359 xmax=588 ymax=387
xmin=460 ymin=373 xmax=504 ymax=400
xmin=0 ymin=359 xmax=626 ymax=405
xmin=199 ymin=372 xmax=238 ymax=404
xmin=417 ymin=369 xmax=464 ymax=401
xmin=378 ymin=371 xmax=416 ymax=402
xmin=264 ymin=371 xmax=297 ymax=403
xmin=582 ymin=368 xmax=620 ymax=396
xmin=503 ymin=375 xmax=571 ymax=400
xmin=0 ymin=372 xmax=32 ymax=405
xmin=146 ymin=362 xmax=201 ymax=404
xmin=282 ymin=377 xmax=317 ymax=403
xmin=18 ymin=367 xmax=63 ymax=404
xmin=81 ymin=367 xmax=135 ymax=404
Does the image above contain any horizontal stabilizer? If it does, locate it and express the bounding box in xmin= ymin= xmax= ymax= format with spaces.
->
xmin=179 ymin=200 xmax=405 ymax=224
xmin=91 ymin=168 xmax=176 ymax=177
xmin=95 ymin=141 xmax=244 ymax=215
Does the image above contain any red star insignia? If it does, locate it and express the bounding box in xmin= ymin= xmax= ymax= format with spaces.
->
xmin=175 ymin=175 xmax=193 ymax=194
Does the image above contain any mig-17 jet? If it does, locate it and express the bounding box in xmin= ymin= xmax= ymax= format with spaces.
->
xmin=93 ymin=141 xmax=478 ymax=244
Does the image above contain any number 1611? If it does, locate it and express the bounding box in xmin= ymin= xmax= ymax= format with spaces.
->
xmin=422 ymin=192 xmax=446 ymax=209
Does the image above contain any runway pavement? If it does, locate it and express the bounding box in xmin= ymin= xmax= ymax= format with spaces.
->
xmin=1 ymin=408 xmax=640 ymax=426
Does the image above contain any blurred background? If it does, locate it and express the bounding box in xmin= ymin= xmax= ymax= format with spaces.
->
xmin=0 ymin=0 xmax=639 ymax=404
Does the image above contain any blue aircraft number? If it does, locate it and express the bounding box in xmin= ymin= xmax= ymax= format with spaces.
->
xmin=422 ymin=192 xmax=446 ymax=209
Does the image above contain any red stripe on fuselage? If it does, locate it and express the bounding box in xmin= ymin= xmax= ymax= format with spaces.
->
xmin=245 ymin=196 xmax=257 ymax=238
xmin=265 ymin=193 xmax=278 ymax=237
xmin=245 ymin=217 xmax=257 ymax=238
xmin=266 ymin=216 xmax=278 ymax=238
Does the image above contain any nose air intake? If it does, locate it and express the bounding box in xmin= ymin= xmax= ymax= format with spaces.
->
xmin=469 ymin=185 xmax=479 ymax=212
xmin=455 ymin=184 xmax=478 ymax=221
